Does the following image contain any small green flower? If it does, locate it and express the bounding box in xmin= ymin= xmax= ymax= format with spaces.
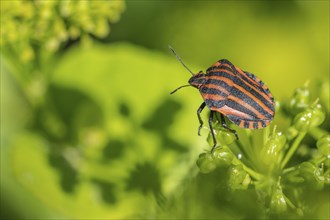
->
xmin=212 ymin=145 xmax=235 ymax=167
xmin=196 ymin=153 xmax=217 ymax=174
xmin=260 ymin=130 xmax=286 ymax=173
xmin=293 ymin=101 xmax=325 ymax=132
xmin=299 ymin=162 xmax=324 ymax=190
xmin=228 ymin=164 xmax=251 ymax=190
xmin=206 ymin=122 xmax=237 ymax=147
xmin=324 ymin=172 xmax=330 ymax=185
xmin=285 ymin=126 xmax=299 ymax=141
xmin=287 ymin=83 xmax=310 ymax=115
xmin=270 ymin=182 xmax=287 ymax=214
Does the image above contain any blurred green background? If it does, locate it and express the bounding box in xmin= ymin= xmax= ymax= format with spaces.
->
xmin=1 ymin=1 xmax=329 ymax=219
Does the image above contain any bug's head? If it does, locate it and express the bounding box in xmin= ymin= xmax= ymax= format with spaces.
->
xmin=188 ymin=71 xmax=206 ymax=88
xmin=169 ymin=46 xmax=205 ymax=94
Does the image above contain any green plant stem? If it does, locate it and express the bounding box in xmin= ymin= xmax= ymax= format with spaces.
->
xmin=282 ymin=166 xmax=298 ymax=175
xmin=312 ymin=156 xmax=327 ymax=165
xmin=281 ymin=131 xmax=307 ymax=169
xmin=240 ymin=161 xmax=263 ymax=181
xmin=283 ymin=194 xmax=296 ymax=209
xmin=309 ymin=127 xmax=328 ymax=140
xmin=263 ymin=125 xmax=271 ymax=145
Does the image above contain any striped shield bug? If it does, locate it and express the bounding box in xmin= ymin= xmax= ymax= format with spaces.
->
xmin=169 ymin=46 xmax=275 ymax=152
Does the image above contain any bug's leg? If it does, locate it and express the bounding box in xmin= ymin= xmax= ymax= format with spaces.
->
xmin=220 ymin=113 xmax=239 ymax=140
xmin=209 ymin=111 xmax=218 ymax=152
xmin=214 ymin=111 xmax=222 ymax=123
xmin=197 ymin=102 xmax=206 ymax=136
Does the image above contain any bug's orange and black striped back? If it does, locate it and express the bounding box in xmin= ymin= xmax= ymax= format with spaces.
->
xmin=189 ymin=59 xmax=275 ymax=129
xmin=169 ymin=45 xmax=275 ymax=151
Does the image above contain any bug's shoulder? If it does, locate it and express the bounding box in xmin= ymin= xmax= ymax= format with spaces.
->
xmin=206 ymin=59 xmax=236 ymax=72
xmin=236 ymin=68 xmax=261 ymax=85
xmin=235 ymin=67 xmax=273 ymax=97
xmin=206 ymin=59 xmax=238 ymax=81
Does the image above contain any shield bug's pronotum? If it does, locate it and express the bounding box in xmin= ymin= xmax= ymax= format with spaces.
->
xmin=169 ymin=46 xmax=275 ymax=152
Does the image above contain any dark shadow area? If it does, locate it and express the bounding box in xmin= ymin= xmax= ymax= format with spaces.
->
xmin=48 ymin=152 xmax=79 ymax=193
xmin=102 ymin=139 xmax=126 ymax=161
xmin=31 ymin=84 xmax=104 ymax=144
xmin=91 ymin=179 xmax=117 ymax=204
xmin=28 ymin=86 xmax=186 ymax=204
xmin=250 ymin=0 xmax=303 ymax=19
xmin=107 ymin=1 xmax=303 ymax=51
xmin=30 ymin=84 xmax=105 ymax=193
xmin=142 ymin=98 xmax=186 ymax=152
xmin=183 ymin=167 xmax=263 ymax=219
xmin=0 ymin=197 xmax=22 ymax=220
xmin=118 ymin=101 xmax=131 ymax=117
xmin=142 ymin=98 xmax=182 ymax=133
xmin=209 ymin=169 xmax=263 ymax=218
xmin=126 ymin=162 xmax=162 ymax=197
xmin=162 ymin=136 xmax=187 ymax=153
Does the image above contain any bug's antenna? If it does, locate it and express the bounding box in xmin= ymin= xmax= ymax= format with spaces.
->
xmin=170 ymin=85 xmax=191 ymax=94
xmin=169 ymin=45 xmax=194 ymax=76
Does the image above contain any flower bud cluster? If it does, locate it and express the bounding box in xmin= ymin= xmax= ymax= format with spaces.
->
xmin=196 ymin=146 xmax=234 ymax=174
xmin=1 ymin=0 xmax=125 ymax=62
xmin=196 ymin=82 xmax=329 ymax=216
xmin=293 ymin=101 xmax=325 ymax=132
